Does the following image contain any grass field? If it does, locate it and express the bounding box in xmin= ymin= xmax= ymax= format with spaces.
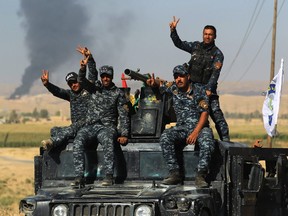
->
xmin=0 ymin=118 xmax=288 ymax=215
xmin=0 ymin=121 xmax=70 ymax=147
xmin=1 ymin=118 xmax=287 ymax=148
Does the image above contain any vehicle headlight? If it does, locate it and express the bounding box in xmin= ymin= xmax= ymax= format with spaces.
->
xmin=52 ymin=204 xmax=68 ymax=216
xmin=135 ymin=205 xmax=153 ymax=216
xmin=177 ymin=197 xmax=191 ymax=212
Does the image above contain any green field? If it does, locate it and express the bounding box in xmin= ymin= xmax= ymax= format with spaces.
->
xmin=0 ymin=122 xmax=68 ymax=147
xmin=0 ymin=118 xmax=287 ymax=148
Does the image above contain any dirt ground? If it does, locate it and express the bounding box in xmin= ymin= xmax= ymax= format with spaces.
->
xmin=0 ymin=148 xmax=38 ymax=216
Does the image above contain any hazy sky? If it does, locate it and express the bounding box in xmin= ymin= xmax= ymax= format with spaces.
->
xmin=1 ymin=0 xmax=287 ymax=96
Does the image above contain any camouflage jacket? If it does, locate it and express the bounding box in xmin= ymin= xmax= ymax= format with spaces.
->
xmin=159 ymin=82 xmax=209 ymax=129
xmin=45 ymin=82 xmax=90 ymax=126
xmin=78 ymin=61 xmax=130 ymax=137
xmin=171 ymin=29 xmax=224 ymax=93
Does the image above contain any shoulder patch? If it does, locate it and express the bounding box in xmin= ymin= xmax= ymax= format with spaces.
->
xmin=199 ymin=100 xmax=209 ymax=110
xmin=214 ymin=62 xmax=222 ymax=70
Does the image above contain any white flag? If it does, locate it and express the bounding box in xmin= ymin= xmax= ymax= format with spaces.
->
xmin=262 ymin=59 xmax=284 ymax=137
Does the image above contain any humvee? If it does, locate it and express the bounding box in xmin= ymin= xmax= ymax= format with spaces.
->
xmin=20 ymin=74 xmax=288 ymax=216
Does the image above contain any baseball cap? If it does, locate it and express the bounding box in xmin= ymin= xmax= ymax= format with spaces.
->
xmin=173 ymin=65 xmax=189 ymax=75
xmin=99 ymin=65 xmax=114 ymax=77
xmin=65 ymin=72 xmax=78 ymax=82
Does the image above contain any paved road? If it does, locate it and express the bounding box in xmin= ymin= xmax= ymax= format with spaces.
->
xmin=0 ymin=156 xmax=33 ymax=164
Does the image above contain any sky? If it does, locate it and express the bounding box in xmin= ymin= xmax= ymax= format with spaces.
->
xmin=0 ymin=0 xmax=287 ymax=97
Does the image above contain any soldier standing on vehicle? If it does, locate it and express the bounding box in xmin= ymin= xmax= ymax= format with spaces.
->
xmin=76 ymin=46 xmax=130 ymax=186
xmin=169 ymin=16 xmax=230 ymax=142
xmin=146 ymin=65 xmax=215 ymax=188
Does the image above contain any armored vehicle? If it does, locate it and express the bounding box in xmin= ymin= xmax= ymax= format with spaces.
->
xmin=20 ymin=71 xmax=288 ymax=215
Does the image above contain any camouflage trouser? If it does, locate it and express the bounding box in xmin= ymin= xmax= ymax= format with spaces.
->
xmin=160 ymin=125 xmax=215 ymax=172
xmin=209 ymin=95 xmax=230 ymax=141
xmin=73 ymin=123 xmax=117 ymax=178
xmin=50 ymin=125 xmax=76 ymax=148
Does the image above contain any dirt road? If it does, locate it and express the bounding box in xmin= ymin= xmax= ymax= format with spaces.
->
xmin=0 ymin=148 xmax=38 ymax=216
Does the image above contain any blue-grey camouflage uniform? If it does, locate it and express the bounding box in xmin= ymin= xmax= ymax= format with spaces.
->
xmin=171 ymin=29 xmax=230 ymax=141
xmin=73 ymin=59 xmax=130 ymax=177
xmin=73 ymin=122 xmax=117 ymax=177
xmin=44 ymin=81 xmax=91 ymax=147
xmin=78 ymin=60 xmax=130 ymax=137
xmin=159 ymin=81 xmax=215 ymax=173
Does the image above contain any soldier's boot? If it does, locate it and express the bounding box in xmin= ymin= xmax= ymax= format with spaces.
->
xmin=71 ymin=177 xmax=85 ymax=189
xmin=41 ymin=138 xmax=53 ymax=151
xmin=195 ymin=170 xmax=209 ymax=188
xmin=162 ymin=169 xmax=183 ymax=185
xmin=102 ymin=174 xmax=114 ymax=186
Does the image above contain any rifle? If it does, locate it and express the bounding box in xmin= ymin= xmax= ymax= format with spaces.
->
xmin=124 ymin=69 xmax=150 ymax=83
xmin=124 ymin=69 xmax=166 ymax=84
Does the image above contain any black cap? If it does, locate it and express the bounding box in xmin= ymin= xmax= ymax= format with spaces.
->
xmin=173 ymin=65 xmax=189 ymax=75
xmin=65 ymin=72 xmax=78 ymax=82
xmin=99 ymin=65 xmax=114 ymax=77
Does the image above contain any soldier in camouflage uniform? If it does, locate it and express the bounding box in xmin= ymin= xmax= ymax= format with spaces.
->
xmin=146 ymin=65 xmax=215 ymax=188
xmin=41 ymin=51 xmax=113 ymax=187
xmin=76 ymin=46 xmax=130 ymax=186
xmin=169 ymin=16 xmax=230 ymax=142
xmin=40 ymin=69 xmax=92 ymax=151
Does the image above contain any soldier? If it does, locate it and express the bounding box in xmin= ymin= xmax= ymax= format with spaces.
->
xmin=169 ymin=16 xmax=230 ymax=142
xmin=41 ymin=51 xmax=116 ymax=187
xmin=146 ymin=65 xmax=215 ymax=188
xmin=40 ymin=69 xmax=91 ymax=151
xmin=76 ymin=46 xmax=130 ymax=186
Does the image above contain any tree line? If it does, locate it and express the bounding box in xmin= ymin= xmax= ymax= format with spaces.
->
xmin=1 ymin=108 xmax=61 ymax=124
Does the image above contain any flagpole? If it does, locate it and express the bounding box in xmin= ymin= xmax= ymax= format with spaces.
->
xmin=267 ymin=0 xmax=278 ymax=148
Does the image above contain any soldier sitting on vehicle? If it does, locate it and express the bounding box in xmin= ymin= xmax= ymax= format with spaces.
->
xmin=41 ymin=49 xmax=116 ymax=187
xmin=40 ymin=69 xmax=91 ymax=152
xmin=76 ymin=46 xmax=130 ymax=186
xmin=146 ymin=64 xmax=215 ymax=188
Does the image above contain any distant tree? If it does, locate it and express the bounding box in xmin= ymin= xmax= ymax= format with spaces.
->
xmin=39 ymin=109 xmax=49 ymax=119
xmin=8 ymin=110 xmax=19 ymax=123
xmin=32 ymin=108 xmax=39 ymax=120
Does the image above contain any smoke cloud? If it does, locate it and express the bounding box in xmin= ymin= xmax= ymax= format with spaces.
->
xmin=9 ymin=0 xmax=91 ymax=99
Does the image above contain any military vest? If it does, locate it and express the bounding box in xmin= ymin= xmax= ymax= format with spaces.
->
xmin=188 ymin=42 xmax=218 ymax=84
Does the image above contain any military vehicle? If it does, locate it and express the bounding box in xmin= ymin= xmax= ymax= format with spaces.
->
xmin=20 ymin=70 xmax=288 ymax=216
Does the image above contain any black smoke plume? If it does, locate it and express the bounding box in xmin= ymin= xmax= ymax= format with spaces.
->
xmin=9 ymin=0 xmax=91 ymax=99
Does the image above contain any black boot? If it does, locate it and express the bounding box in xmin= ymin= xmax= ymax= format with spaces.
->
xmin=71 ymin=176 xmax=85 ymax=188
xmin=102 ymin=174 xmax=114 ymax=186
xmin=162 ymin=169 xmax=183 ymax=185
xmin=195 ymin=170 xmax=209 ymax=188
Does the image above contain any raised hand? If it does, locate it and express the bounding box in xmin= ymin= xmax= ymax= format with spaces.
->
xmin=41 ymin=69 xmax=49 ymax=86
xmin=169 ymin=16 xmax=180 ymax=30
xmin=80 ymin=55 xmax=89 ymax=68
xmin=76 ymin=45 xmax=91 ymax=58
xmin=146 ymin=73 xmax=156 ymax=87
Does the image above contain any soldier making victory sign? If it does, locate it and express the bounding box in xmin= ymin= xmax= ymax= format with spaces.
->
xmin=76 ymin=46 xmax=130 ymax=186
xmin=169 ymin=16 xmax=230 ymax=142
xmin=40 ymin=65 xmax=91 ymax=152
